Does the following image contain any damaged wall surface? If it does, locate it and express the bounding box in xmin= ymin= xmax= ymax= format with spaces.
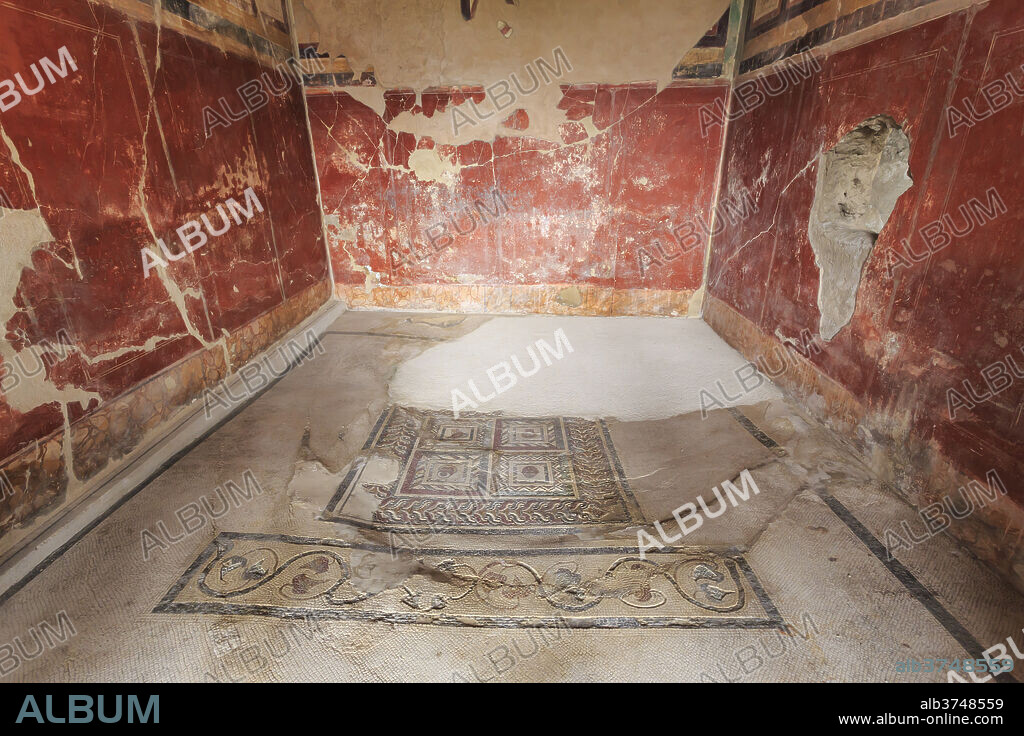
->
xmin=704 ymin=0 xmax=1024 ymax=577
xmin=294 ymin=0 xmax=731 ymax=94
xmin=296 ymin=0 xmax=734 ymax=315
xmin=3 ymin=0 xmax=1021 ymax=600
xmin=0 ymin=0 xmax=330 ymax=552
xmin=808 ymin=115 xmax=913 ymax=340
xmin=307 ymin=82 xmax=727 ymax=315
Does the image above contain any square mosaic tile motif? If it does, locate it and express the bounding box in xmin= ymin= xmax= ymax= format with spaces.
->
xmin=323 ymin=407 xmax=644 ymax=534
xmin=155 ymin=533 xmax=782 ymax=629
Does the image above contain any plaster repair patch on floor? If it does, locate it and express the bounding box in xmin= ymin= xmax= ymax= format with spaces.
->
xmin=322 ymin=406 xmax=644 ymax=534
xmin=154 ymin=532 xmax=781 ymax=628
xmin=388 ymin=316 xmax=783 ymax=420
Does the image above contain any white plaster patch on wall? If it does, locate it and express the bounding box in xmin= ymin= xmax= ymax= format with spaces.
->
xmin=0 ymin=206 xmax=99 ymax=414
xmin=325 ymin=213 xmax=380 ymax=289
xmin=807 ymin=115 xmax=913 ymax=340
xmin=406 ymin=147 xmax=461 ymax=184
xmin=389 ymin=316 xmax=782 ymax=420
xmin=342 ymin=86 xmax=386 ymax=118
xmin=323 ymin=213 xmax=345 ymax=235
xmin=379 ymin=80 xmax=575 ymax=147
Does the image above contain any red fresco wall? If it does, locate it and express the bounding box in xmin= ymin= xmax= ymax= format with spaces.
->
xmin=0 ymin=2 xmax=329 ymax=492
xmin=705 ymin=0 xmax=1024 ymax=503
xmin=307 ymin=81 xmax=727 ymax=299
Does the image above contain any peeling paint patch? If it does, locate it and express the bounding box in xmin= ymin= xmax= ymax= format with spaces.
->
xmin=407 ymin=147 xmax=460 ymax=183
xmin=0 ymin=206 xmax=98 ymax=413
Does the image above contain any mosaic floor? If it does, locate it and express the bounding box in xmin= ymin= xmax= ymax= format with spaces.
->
xmin=161 ymin=405 xmax=780 ymax=629
xmin=323 ymin=407 xmax=643 ymax=533
xmin=156 ymin=533 xmax=780 ymax=628
xmin=1 ymin=312 xmax=1021 ymax=682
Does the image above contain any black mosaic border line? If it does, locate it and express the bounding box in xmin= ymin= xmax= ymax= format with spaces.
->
xmin=153 ymin=531 xmax=784 ymax=630
xmin=727 ymin=407 xmax=786 ymax=457
xmin=154 ymin=601 xmax=784 ymax=629
xmin=0 ymin=322 xmax=329 ymax=609
xmin=322 ymin=330 xmax=450 ymax=344
xmin=318 ymin=514 xmax=618 ymax=536
xmin=721 ymin=399 xmax=1013 ymax=680
xmin=817 ymin=490 xmax=1017 ymax=683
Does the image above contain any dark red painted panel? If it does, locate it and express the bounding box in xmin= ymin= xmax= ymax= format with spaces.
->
xmin=707 ymin=0 xmax=1024 ymax=501
xmin=310 ymin=81 xmax=729 ymax=292
xmin=0 ymin=1 xmax=328 ymax=462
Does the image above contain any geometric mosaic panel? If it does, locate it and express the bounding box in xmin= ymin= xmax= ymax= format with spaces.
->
xmin=322 ymin=407 xmax=644 ymax=534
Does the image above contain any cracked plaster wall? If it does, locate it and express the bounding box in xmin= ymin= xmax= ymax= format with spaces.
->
xmin=704 ymin=0 xmax=1024 ymax=574
xmin=299 ymin=1 xmax=732 ymax=307
xmin=0 ymin=0 xmax=330 ymax=542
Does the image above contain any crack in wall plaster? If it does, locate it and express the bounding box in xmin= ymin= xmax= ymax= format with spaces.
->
xmin=135 ymin=146 xmax=216 ymax=355
xmin=0 ymin=203 xmax=92 ymax=492
xmin=0 ymin=119 xmax=101 ymax=419
xmin=711 ymin=154 xmax=820 ymax=290
xmin=130 ymin=15 xmax=179 ymax=191
xmin=127 ymin=17 xmax=245 ymax=372
xmin=324 ymin=213 xmax=380 ymax=290
xmin=125 ymin=1 xmax=236 ymax=366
